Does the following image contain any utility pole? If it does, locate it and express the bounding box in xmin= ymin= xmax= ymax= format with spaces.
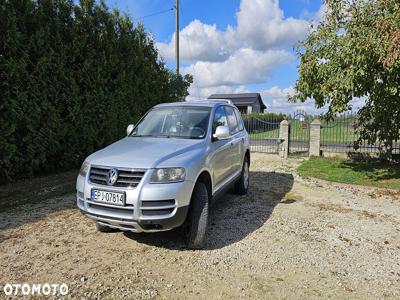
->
xmin=175 ymin=0 xmax=179 ymax=75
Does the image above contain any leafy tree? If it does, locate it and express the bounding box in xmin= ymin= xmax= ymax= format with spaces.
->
xmin=291 ymin=0 xmax=400 ymax=156
xmin=0 ymin=0 xmax=192 ymax=182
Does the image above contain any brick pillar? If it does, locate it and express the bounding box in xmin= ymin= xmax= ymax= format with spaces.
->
xmin=279 ymin=119 xmax=289 ymax=158
xmin=309 ymin=119 xmax=321 ymax=157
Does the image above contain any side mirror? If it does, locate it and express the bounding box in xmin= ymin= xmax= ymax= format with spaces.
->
xmin=126 ymin=124 xmax=135 ymax=136
xmin=213 ymin=125 xmax=230 ymax=140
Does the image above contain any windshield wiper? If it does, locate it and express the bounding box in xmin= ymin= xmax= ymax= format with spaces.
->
xmin=153 ymin=134 xmax=172 ymax=138
xmin=129 ymin=134 xmax=153 ymax=137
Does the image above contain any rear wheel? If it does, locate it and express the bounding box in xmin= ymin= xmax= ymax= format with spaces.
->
xmin=234 ymin=156 xmax=250 ymax=195
xmin=95 ymin=222 xmax=112 ymax=232
xmin=185 ymin=182 xmax=209 ymax=249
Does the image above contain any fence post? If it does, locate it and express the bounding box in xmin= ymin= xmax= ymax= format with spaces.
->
xmin=279 ymin=119 xmax=289 ymax=158
xmin=310 ymin=119 xmax=321 ymax=157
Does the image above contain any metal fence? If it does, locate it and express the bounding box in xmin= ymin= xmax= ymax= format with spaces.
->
xmin=243 ymin=115 xmax=283 ymax=153
xmin=243 ymin=111 xmax=400 ymax=156
xmin=321 ymin=112 xmax=400 ymax=154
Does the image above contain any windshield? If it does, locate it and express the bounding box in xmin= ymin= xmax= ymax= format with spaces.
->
xmin=130 ymin=106 xmax=211 ymax=139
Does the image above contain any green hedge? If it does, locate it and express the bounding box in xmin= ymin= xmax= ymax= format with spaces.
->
xmin=0 ymin=0 xmax=192 ymax=183
xmin=242 ymin=112 xmax=286 ymax=133
xmin=241 ymin=112 xmax=287 ymax=120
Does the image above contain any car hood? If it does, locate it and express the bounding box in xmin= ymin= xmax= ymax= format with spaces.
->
xmin=87 ymin=137 xmax=205 ymax=169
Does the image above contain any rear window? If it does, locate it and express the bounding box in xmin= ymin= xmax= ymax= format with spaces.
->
xmin=234 ymin=108 xmax=244 ymax=131
xmin=224 ymin=106 xmax=240 ymax=134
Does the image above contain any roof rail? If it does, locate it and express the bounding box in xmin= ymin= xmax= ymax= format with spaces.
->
xmin=207 ymin=99 xmax=233 ymax=105
xmin=187 ymin=99 xmax=234 ymax=105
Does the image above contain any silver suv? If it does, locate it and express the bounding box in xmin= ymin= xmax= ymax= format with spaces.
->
xmin=76 ymin=100 xmax=250 ymax=248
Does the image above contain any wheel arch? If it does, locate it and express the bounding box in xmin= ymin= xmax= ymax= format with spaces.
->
xmin=194 ymin=170 xmax=213 ymax=202
xmin=245 ymin=149 xmax=250 ymax=166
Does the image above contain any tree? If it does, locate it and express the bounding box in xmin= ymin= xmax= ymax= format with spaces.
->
xmin=291 ymin=0 xmax=400 ymax=156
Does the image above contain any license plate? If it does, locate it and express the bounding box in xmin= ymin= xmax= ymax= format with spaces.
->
xmin=91 ymin=189 xmax=125 ymax=206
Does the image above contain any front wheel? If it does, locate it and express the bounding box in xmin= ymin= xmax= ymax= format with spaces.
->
xmin=185 ymin=182 xmax=209 ymax=249
xmin=234 ymin=156 xmax=250 ymax=195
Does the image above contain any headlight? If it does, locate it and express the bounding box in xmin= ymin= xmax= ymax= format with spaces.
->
xmin=79 ymin=160 xmax=90 ymax=177
xmin=150 ymin=168 xmax=185 ymax=183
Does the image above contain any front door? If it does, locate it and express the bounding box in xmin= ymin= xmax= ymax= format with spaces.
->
xmin=210 ymin=106 xmax=234 ymax=188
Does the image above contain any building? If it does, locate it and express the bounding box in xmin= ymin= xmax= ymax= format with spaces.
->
xmin=208 ymin=93 xmax=266 ymax=114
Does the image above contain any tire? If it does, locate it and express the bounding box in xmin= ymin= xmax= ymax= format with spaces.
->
xmin=234 ymin=156 xmax=250 ymax=195
xmin=96 ymin=222 xmax=112 ymax=232
xmin=185 ymin=182 xmax=209 ymax=249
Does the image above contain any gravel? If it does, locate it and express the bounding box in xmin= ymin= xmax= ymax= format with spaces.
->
xmin=0 ymin=153 xmax=399 ymax=299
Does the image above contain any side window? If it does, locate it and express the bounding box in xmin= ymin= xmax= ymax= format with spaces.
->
xmin=234 ymin=108 xmax=244 ymax=131
xmin=212 ymin=106 xmax=228 ymax=133
xmin=225 ymin=106 xmax=239 ymax=134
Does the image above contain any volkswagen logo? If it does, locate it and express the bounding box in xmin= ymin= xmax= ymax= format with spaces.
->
xmin=106 ymin=168 xmax=118 ymax=185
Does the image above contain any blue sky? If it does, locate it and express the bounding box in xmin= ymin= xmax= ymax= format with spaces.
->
xmin=105 ymin=0 xmax=325 ymax=113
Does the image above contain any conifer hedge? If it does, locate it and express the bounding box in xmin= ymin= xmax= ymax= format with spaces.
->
xmin=0 ymin=0 xmax=192 ymax=182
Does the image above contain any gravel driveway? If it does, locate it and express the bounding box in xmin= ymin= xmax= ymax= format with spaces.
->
xmin=1 ymin=153 xmax=399 ymax=299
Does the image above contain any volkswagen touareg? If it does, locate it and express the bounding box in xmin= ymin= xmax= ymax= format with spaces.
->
xmin=76 ymin=100 xmax=250 ymax=248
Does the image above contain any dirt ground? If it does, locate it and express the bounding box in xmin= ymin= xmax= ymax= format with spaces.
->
xmin=1 ymin=153 xmax=399 ymax=299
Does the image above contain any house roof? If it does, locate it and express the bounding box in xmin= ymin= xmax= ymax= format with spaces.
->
xmin=208 ymin=93 xmax=266 ymax=110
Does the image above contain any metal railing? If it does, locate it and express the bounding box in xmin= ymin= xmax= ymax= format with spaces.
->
xmin=243 ymin=115 xmax=283 ymax=153
xmin=321 ymin=113 xmax=400 ymax=154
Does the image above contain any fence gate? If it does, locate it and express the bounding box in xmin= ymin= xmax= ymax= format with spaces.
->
xmin=289 ymin=109 xmax=311 ymax=156
xmin=243 ymin=115 xmax=282 ymax=153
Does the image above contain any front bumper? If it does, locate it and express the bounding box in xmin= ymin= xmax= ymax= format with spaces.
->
xmin=76 ymin=171 xmax=194 ymax=232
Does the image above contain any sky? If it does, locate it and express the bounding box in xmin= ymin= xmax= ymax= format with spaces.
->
xmin=104 ymin=0 xmax=327 ymax=113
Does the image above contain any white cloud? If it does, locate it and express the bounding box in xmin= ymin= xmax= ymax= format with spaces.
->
xmin=259 ymin=85 xmax=364 ymax=114
xmin=348 ymin=97 xmax=366 ymax=111
xmin=183 ymin=48 xmax=293 ymax=88
xmin=315 ymin=4 xmax=328 ymax=23
xmin=155 ymin=0 xmax=328 ymax=113
xmin=157 ymin=20 xmax=232 ymax=64
xmin=300 ymin=3 xmax=327 ymax=24
xmin=157 ymin=0 xmax=310 ymax=64
xmin=235 ymin=0 xmax=309 ymax=50
xmin=260 ymin=86 xmax=327 ymax=114
xmin=260 ymin=86 xmax=296 ymax=112
xmin=186 ymin=85 xmax=249 ymax=101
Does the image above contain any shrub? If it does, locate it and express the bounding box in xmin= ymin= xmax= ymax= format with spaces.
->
xmin=242 ymin=112 xmax=286 ymax=133
xmin=0 ymin=0 xmax=192 ymax=183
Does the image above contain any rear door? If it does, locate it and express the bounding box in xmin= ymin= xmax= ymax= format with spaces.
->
xmin=224 ymin=106 xmax=242 ymax=175
xmin=233 ymin=107 xmax=246 ymax=168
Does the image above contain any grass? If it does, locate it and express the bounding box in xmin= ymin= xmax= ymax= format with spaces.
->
xmin=320 ymin=123 xmax=358 ymax=143
xmin=0 ymin=170 xmax=77 ymax=211
xmin=297 ymin=157 xmax=400 ymax=190
xmin=249 ymin=128 xmax=280 ymax=139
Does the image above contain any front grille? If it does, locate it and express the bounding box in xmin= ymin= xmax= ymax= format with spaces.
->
xmin=89 ymin=166 xmax=146 ymax=188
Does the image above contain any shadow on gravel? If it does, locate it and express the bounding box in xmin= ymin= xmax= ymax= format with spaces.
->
xmin=0 ymin=170 xmax=77 ymax=232
xmin=124 ymin=170 xmax=294 ymax=250
xmin=0 ymin=195 xmax=76 ymax=233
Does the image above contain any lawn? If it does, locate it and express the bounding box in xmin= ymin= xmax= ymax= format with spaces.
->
xmin=0 ymin=170 xmax=77 ymax=211
xmin=320 ymin=123 xmax=358 ymax=143
xmin=297 ymin=157 xmax=400 ymax=190
xmin=249 ymin=128 xmax=280 ymax=139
